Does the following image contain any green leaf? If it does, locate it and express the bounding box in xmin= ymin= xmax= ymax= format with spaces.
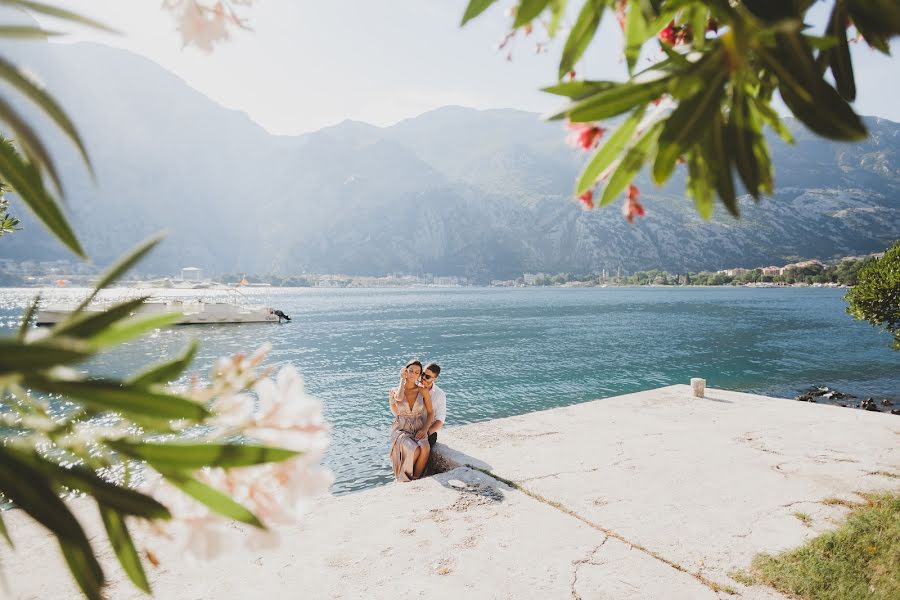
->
xmin=0 ymin=56 xmax=92 ymax=175
xmin=461 ymin=0 xmax=498 ymax=25
xmin=689 ymin=6 xmax=707 ymax=51
xmin=778 ymin=76 xmax=866 ymax=141
xmin=162 ymin=472 xmax=265 ymax=528
xmin=550 ymin=75 xmax=670 ymax=121
xmin=23 ymin=376 xmax=210 ymax=420
xmin=653 ymin=69 xmax=726 ymax=185
xmin=87 ymin=311 xmax=184 ymax=348
xmin=514 ymin=0 xmax=551 ymax=28
xmin=542 ymin=79 xmax=617 ymax=99
xmin=60 ymin=538 xmax=104 ymax=600
xmin=0 ymin=446 xmax=85 ymax=540
xmin=99 ymin=506 xmax=151 ymax=594
xmin=729 ymin=96 xmax=762 ymax=200
xmin=74 ymin=233 xmax=165 ymax=313
xmin=0 ymin=511 xmax=12 ymax=548
xmin=50 ymin=297 xmax=149 ymax=339
xmin=0 ymin=137 xmax=84 ymax=257
xmin=750 ymin=94 xmax=794 ymax=143
xmin=546 ymin=0 xmax=566 ymax=37
xmin=0 ymin=95 xmax=65 ymax=195
xmin=0 ymin=337 xmax=93 ymax=372
xmin=708 ymin=113 xmax=738 ymax=216
xmin=21 ymin=452 xmax=171 ymax=518
xmin=845 ymin=0 xmax=900 ymax=44
xmin=599 ymin=120 xmax=664 ymax=206
xmin=827 ymin=4 xmax=855 ymax=101
xmin=766 ymin=32 xmax=866 ymax=140
xmin=0 ymin=446 xmax=104 ymax=600
xmin=17 ymin=292 xmax=40 ymax=340
xmin=0 ymin=25 xmax=61 ymax=38
xmin=624 ymin=0 xmax=649 ymax=74
xmin=127 ymin=340 xmax=199 ymax=387
xmin=686 ymin=150 xmax=714 ymax=219
xmin=1 ymin=0 xmax=119 ymax=33
xmin=576 ymin=106 xmax=645 ymax=194
xmin=559 ymin=0 xmax=606 ymax=79
xmin=109 ymin=441 xmax=298 ymax=470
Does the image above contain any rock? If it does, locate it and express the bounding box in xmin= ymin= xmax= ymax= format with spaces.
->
xmin=795 ymin=394 xmax=813 ymax=402
xmin=860 ymin=398 xmax=880 ymax=412
xmin=880 ymin=399 xmax=893 ymax=407
xmin=892 ymin=409 xmax=900 ymax=416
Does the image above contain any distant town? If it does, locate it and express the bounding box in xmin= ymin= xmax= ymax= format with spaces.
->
xmin=0 ymin=253 xmax=882 ymax=289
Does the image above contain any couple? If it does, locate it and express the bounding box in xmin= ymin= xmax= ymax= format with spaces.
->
xmin=389 ymin=359 xmax=446 ymax=482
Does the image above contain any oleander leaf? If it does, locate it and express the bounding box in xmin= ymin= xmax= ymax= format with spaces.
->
xmin=576 ymin=105 xmax=645 ymax=195
xmin=162 ymin=472 xmax=266 ymax=528
xmin=127 ymin=340 xmax=199 ymax=387
xmin=109 ymin=441 xmax=298 ymax=469
xmin=23 ymin=376 xmax=209 ymax=420
xmin=99 ymin=506 xmax=151 ymax=593
xmin=559 ymin=0 xmax=607 ymax=79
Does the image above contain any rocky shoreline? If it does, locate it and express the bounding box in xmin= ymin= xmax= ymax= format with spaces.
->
xmin=795 ymin=385 xmax=900 ymax=415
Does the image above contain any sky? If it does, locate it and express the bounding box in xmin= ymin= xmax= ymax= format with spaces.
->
xmin=35 ymin=1 xmax=900 ymax=135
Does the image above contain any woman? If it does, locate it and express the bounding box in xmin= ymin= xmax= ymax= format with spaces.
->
xmin=389 ymin=359 xmax=434 ymax=482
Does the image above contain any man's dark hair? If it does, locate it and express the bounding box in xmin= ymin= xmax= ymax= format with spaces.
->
xmin=424 ymin=362 xmax=441 ymax=376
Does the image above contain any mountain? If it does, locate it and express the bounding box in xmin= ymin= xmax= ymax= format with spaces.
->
xmin=1 ymin=40 xmax=898 ymax=280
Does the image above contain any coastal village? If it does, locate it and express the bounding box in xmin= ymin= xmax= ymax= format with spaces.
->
xmin=0 ymin=252 xmax=883 ymax=289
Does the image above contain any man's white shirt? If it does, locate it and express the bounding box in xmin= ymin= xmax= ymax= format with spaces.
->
xmin=429 ymin=383 xmax=446 ymax=424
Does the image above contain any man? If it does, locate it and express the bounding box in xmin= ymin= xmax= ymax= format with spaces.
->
xmin=422 ymin=362 xmax=445 ymax=449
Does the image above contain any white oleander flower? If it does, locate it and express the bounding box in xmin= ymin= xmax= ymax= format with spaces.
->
xmin=136 ymin=358 xmax=331 ymax=563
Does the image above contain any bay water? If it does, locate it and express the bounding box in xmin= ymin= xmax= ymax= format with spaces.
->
xmin=2 ymin=286 xmax=897 ymax=495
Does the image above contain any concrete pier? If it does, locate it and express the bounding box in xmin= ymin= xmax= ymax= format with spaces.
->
xmin=4 ymin=385 xmax=899 ymax=599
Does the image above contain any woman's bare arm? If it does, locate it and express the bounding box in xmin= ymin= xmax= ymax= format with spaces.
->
xmin=389 ymin=388 xmax=399 ymax=416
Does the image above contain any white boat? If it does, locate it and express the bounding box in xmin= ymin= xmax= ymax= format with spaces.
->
xmin=35 ymin=288 xmax=292 ymax=326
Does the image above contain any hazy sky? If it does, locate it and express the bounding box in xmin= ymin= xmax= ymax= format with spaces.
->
xmin=45 ymin=1 xmax=900 ymax=135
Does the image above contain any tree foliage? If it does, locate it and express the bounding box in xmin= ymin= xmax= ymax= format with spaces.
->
xmin=462 ymin=0 xmax=899 ymax=218
xmin=845 ymin=241 xmax=900 ymax=349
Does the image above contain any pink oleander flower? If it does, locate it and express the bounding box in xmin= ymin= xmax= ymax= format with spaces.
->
xmin=566 ymin=121 xmax=607 ymax=151
xmin=622 ymin=184 xmax=645 ymax=223
xmin=577 ymin=189 xmax=594 ymax=209
xmin=615 ymin=0 xmax=627 ymax=32
xmin=163 ymin=0 xmax=253 ymax=53
xmin=658 ymin=21 xmax=677 ymax=46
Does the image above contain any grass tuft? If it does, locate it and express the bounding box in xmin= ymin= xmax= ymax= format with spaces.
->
xmin=793 ymin=511 xmax=812 ymax=527
xmin=751 ymin=492 xmax=900 ymax=600
xmin=728 ymin=569 xmax=755 ymax=587
xmin=821 ymin=497 xmax=862 ymax=509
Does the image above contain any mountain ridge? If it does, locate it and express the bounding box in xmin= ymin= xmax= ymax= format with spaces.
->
xmin=1 ymin=40 xmax=898 ymax=280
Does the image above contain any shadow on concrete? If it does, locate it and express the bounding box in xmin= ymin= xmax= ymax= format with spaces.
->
xmin=428 ymin=442 xmax=494 ymax=475
xmin=431 ymin=467 xmax=507 ymax=504
xmin=699 ymin=394 xmax=734 ymax=404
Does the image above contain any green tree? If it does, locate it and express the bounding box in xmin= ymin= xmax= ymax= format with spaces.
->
xmin=845 ymin=241 xmax=900 ymax=350
xmin=462 ymin=1 xmax=899 ymax=219
xmin=0 ymin=184 xmax=20 ymax=237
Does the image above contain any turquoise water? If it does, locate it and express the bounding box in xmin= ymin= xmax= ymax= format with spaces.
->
xmin=2 ymin=286 xmax=898 ymax=494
